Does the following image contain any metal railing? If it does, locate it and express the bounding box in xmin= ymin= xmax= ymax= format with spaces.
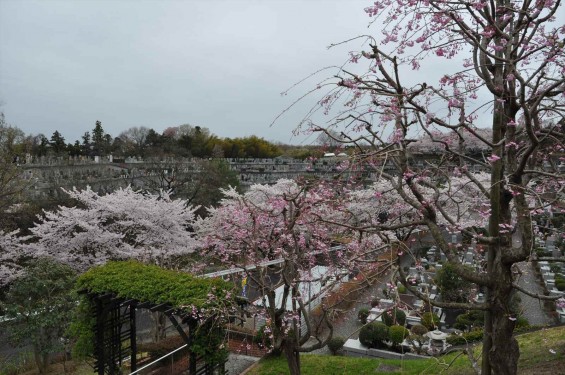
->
xmin=129 ymin=344 xmax=187 ymax=375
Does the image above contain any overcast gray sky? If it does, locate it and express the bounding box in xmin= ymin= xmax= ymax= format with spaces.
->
xmin=3 ymin=1 xmax=563 ymax=146
xmin=0 ymin=0 xmax=372 ymax=145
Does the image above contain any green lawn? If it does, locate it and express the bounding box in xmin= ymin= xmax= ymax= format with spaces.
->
xmin=248 ymin=325 xmax=565 ymax=375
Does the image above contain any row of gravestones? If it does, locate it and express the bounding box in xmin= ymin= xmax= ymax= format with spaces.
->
xmin=406 ymin=244 xmax=487 ymax=307
xmin=536 ymin=236 xmax=565 ymax=323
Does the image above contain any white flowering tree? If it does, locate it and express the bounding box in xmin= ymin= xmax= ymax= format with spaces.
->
xmin=0 ymin=229 xmax=28 ymax=286
xmin=26 ymin=186 xmax=200 ymax=272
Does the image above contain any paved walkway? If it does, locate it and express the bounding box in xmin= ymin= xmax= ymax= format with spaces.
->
xmin=225 ymin=353 xmax=260 ymax=375
xmin=308 ymin=269 xmax=395 ymax=355
xmin=515 ymin=262 xmax=555 ymax=326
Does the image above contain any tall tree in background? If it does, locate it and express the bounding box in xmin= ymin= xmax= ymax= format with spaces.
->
xmin=137 ymin=158 xmax=240 ymax=216
xmin=119 ymin=126 xmax=151 ymax=157
xmin=91 ymin=120 xmax=107 ymax=156
xmin=49 ymin=130 xmax=66 ymax=155
xmin=81 ymin=131 xmax=91 ymax=156
xmin=0 ymin=113 xmax=27 ymax=226
xmin=297 ymin=1 xmax=564 ymax=373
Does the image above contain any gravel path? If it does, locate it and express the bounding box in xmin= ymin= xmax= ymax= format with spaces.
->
xmin=516 ymin=262 xmax=555 ymax=326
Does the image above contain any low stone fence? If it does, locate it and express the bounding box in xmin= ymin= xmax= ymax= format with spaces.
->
xmin=342 ymin=339 xmax=428 ymax=361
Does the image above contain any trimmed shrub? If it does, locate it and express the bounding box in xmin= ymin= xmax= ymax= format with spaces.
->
xmin=446 ymin=329 xmax=484 ymax=346
xmin=389 ymin=325 xmax=410 ymax=346
xmin=382 ymin=309 xmax=407 ymax=327
xmin=411 ymin=324 xmax=428 ymax=336
xmin=421 ymin=312 xmax=440 ymax=330
xmin=327 ymin=336 xmax=346 ymax=355
xmin=446 ymin=334 xmax=466 ymax=346
xmin=454 ymin=310 xmax=484 ymax=331
xmin=370 ymin=298 xmax=380 ymax=308
xmin=358 ymin=308 xmax=370 ymax=324
xmin=555 ymin=280 xmax=565 ymax=291
xmin=359 ymin=322 xmax=389 ymax=349
xmin=398 ymin=285 xmax=407 ymax=294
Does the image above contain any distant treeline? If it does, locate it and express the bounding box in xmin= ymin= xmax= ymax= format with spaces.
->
xmin=1 ymin=117 xmax=326 ymax=160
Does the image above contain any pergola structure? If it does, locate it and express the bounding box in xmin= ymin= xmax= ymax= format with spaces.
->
xmin=76 ymin=261 xmax=236 ymax=375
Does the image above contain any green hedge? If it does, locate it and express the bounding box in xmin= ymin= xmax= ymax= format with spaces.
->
xmin=76 ymin=260 xmax=235 ymax=309
xmin=73 ymin=261 xmax=236 ymax=363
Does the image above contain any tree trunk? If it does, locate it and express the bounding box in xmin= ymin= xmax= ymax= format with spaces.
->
xmin=150 ymin=311 xmax=168 ymax=342
xmin=283 ymin=340 xmax=301 ymax=375
xmin=33 ymin=348 xmax=50 ymax=375
xmin=487 ymin=260 xmax=519 ymax=374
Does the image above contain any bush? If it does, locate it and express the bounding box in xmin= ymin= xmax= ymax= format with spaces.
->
xmin=359 ymin=322 xmax=389 ymax=349
xmin=446 ymin=334 xmax=466 ymax=346
xmin=327 ymin=336 xmax=346 ymax=355
xmin=382 ymin=309 xmax=407 ymax=327
xmin=446 ymin=329 xmax=484 ymax=346
xmin=389 ymin=325 xmax=409 ymax=346
xmin=464 ymin=329 xmax=483 ymax=342
xmin=555 ymin=280 xmax=565 ymax=291
xmin=398 ymin=285 xmax=407 ymax=294
xmin=370 ymin=298 xmax=380 ymax=307
xmin=411 ymin=324 xmax=428 ymax=336
xmin=454 ymin=310 xmax=484 ymax=331
xmin=515 ymin=316 xmax=529 ymax=329
xmin=550 ymin=264 xmax=562 ymax=273
xmin=358 ymin=308 xmax=370 ymax=324
xmin=421 ymin=312 xmax=440 ymax=330
xmin=191 ymin=321 xmax=228 ymax=365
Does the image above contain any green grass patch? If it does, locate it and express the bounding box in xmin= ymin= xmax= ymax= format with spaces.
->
xmin=516 ymin=326 xmax=565 ymax=370
xmin=248 ymin=325 xmax=565 ymax=375
xmin=247 ymin=353 xmax=468 ymax=375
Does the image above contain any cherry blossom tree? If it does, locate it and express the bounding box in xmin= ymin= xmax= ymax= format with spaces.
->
xmin=0 ymin=229 xmax=28 ymax=286
xmin=288 ymin=0 xmax=564 ymax=373
xmin=196 ymin=179 xmax=353 ymax=375
xmin=25 ymin=186 xmax=200 ymax=272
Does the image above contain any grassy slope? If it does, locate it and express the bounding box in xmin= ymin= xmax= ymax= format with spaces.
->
xmin=248 ymin=325 xmax=565 ymax=375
